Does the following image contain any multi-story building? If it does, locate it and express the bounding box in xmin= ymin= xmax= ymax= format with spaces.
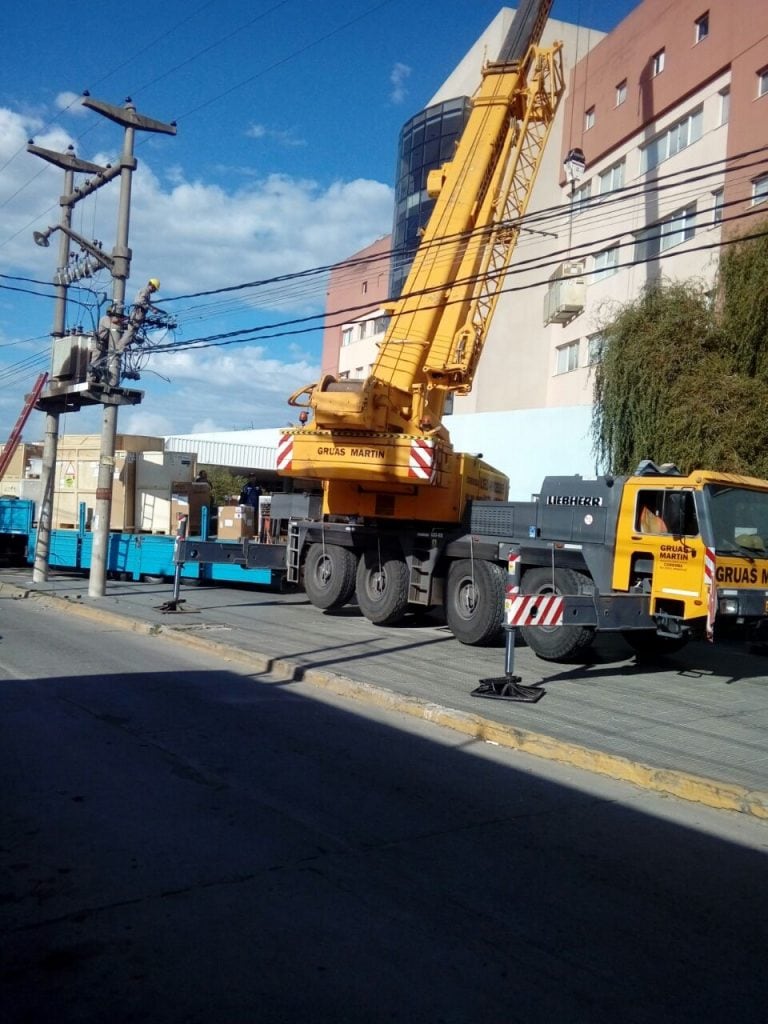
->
xmin=326 ymin=1 xmax=768 ymax=498
xmin=321 ymin=234 xmax=391 ymax=381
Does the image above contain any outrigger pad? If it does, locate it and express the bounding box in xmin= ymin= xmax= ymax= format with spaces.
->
xmin=472 ymin=675 xmax=546 ymax=703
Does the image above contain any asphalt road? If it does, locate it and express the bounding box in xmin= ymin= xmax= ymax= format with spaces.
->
xmin=3 ymin=567 xmax=767 ymax=807
xmin=2 ymin=595 xmax=767 ymax=1023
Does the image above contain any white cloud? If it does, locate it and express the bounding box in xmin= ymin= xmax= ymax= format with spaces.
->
xmin=245 ymin=122 xmax=306 ymax=147
xmin=54 ymin=92 xmax=88 ymax=116
xmin=390 ymin=62 xmax=412 ymax=104
xmin=0 ymin=104 xmax=393 ymax=439
xmin=126 ymin=166 xmax=392 ymax=297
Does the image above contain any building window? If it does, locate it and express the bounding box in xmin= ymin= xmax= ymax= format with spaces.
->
xmin=635 ymin=205 xmax=696 ymax=262
xmin=759 ymin=68 xmax=768 ymax=98
xmin=341 ymin=326 xmax=353 ymax=347
xmin=571 ymin=180 xmax=591 ymax=216
xmin=616 ymin=80 xmax=627 ymax=106
xmin=640 ymin=107 xmax=703 ymax=173
xmin=695 ymin=12 xmax=709 ymax=43
xmin=555 ymin=341 xmax=580 ymax=375
xmin=752 ymin=174 xmax=768 ymax=206
xmin=593 ymin=246 xmax=620 ymax=281
xmin=712 ymin=188 xmax=724 ymax=224
xmin=361 ymin=281 xmax=368 ymax=294
xmin=373 ymin=314 xmax=390 ymax=334
xmin=719 ymin=88 xmax=730 ymax=125
xmin=584 ymin=106 xmax=595 ymax=131
xmin=651 ymin=49 xmax=665 ymax=76
xmin=598 ymin=159 xmax=625 ymax=197
xmin=587 ymin=332 xmax=605 ymax=365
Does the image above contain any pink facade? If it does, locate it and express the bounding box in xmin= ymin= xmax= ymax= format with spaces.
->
xmin=562 ymin=0 xmax=768 ymax=216
xmin=320 ymin=235 xmax=391 ymax=379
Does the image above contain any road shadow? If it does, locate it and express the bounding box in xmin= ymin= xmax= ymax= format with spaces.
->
xmin=1 ymin=665 xmax=766 ymax=1023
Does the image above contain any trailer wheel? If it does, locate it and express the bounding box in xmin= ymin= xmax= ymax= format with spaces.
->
xmin=303 ymin=543 xmax=357 ymax=610
xmin=519 ymin=567 xmax=595 ymax=662
xmin=355 ymin=548 xmax=409 ymax=625
xmin=445 ymin=559 xmax=505 ymax=646
xmin=622 ymin=630 xmax=688 ymax=660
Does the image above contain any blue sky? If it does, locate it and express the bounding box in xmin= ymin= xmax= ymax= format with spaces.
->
xmin=0 ymin=0 xmax=639 ymax=443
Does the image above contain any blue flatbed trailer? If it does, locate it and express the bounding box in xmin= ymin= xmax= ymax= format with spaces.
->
xmin=0 ymin=498 xmax=283 ymax=587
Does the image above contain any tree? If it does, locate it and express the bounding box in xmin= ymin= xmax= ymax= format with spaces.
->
xmin=717 ymin=231 xmax=768 ymax=378
xmin=592 ymin=229 xmax=768 ymax=476
xmin=197 ymin=466 xmax=247 ymax=508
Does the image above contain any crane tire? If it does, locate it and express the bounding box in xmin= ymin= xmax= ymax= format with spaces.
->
xmin=445 ymin=558 xmax=505 ymax=646
xmin=355 ymin=547 xmax=410 ymax=625
xmin=303 ymin=543 xmax=357 ymax=610
xmin=519 ymin=567 xmax=596 ymax=662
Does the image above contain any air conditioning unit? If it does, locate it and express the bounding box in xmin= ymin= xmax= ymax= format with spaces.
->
xmin=543 ymin=261 xmax=586 ymax=326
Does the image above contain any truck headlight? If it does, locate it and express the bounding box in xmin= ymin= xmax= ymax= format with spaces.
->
xmin=718 ymin=597 xmax=739 ymax=616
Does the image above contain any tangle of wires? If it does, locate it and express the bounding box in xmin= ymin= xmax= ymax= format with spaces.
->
xmin=115 ymin=307 xmax=178 ymax=383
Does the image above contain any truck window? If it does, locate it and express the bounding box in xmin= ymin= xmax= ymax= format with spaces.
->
xmin=636 ymin=490 xmax=698 ymax=536
xmin=705 ymin=484 xmax=768 ymax=551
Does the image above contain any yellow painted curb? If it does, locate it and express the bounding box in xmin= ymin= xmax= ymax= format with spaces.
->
xmin=5 ymin=582 xmax=767 ymax=820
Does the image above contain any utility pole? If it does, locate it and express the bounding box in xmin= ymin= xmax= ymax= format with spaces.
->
xmin=29 ymin=96 xmax=175 ymax=594
xmin=27 ymin=145 xmax=111 ymax=583
xmin=81 ymin=98 xmax=175 ymax=597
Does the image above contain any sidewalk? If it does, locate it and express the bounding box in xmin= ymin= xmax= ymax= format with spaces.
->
xmin=3 ymin=567 xmax=768 ymax=818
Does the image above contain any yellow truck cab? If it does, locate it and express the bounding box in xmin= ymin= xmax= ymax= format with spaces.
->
xmin=475 ymin=460 xmax=768 ymax=659
xmin=615 ymin=466 xmax=768 ymax=630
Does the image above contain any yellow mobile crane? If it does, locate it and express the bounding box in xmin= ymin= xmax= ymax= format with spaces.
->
xmin=276 ymin=0 xmax=565 ymax=633
xmin=282 ymin=0 xmax=561 ymax=516
xmin=252 ymin=0 xmax=768 ymax=659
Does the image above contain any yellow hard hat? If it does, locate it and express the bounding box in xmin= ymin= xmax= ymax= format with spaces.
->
xmin=148 ymin=278 xmax=160 ymax=290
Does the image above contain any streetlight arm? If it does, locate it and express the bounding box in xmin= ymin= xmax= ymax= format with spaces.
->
xmin=33 ymin=224 xmax=115 ymax=272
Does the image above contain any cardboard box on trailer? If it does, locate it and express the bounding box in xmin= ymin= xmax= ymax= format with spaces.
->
xmin=169 ymin=482 xmax=211 ymax=535
xmin=217 ymin=504 xmax=255 ymax=540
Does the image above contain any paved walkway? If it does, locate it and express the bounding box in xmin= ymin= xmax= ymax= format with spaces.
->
xmin=3 ymin=567 xmax=768 ymax=818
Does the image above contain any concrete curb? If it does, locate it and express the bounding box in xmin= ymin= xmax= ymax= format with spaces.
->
xmin=6 ymin=582 xmax=768 ymax=820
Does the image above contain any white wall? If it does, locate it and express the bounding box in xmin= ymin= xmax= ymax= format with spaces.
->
xmin=445 ymin=405 xmax=597 ymax=500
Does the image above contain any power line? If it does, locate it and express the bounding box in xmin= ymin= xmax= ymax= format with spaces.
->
xmin=4 ymin=134 xmax=766 ymax=388
xmin=146 ymin=211 xmax=768 ymax=356
xmin=0 ymin=0 xmax=399 ymax=250
xmin=150 ymin=144 xmax=768 ymax=326
xmin=0 ymin=0 xmax=217 ymax=188
xmin=6 ymin=142 xmax=766 ymax=335
xmin=171 ymin=0 xmax=398 ymax=124
xmin=132 ymin=1 xmax=291 ymax=100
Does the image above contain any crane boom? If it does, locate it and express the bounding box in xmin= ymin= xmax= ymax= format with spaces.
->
xmin=280 ymin=0 xmax=565 ymax=523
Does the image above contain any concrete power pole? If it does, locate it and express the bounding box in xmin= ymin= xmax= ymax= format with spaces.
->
xmin=28 ymin=97 xmax=175 ymax=594
xmin=81 ymin=98 xmax=175 ymax=597
xmin=27 ymin=146 xmax=113 ymax=583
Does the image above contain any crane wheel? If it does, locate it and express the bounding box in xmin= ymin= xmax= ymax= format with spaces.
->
xmin=355 ymin=547 xmax=410 ymax=625
xmin=445 ymin=558 xmax=505 ymax=646
xmin=519 ymin=567 xmax=595 ymax=662
xmin=303 ymin=543 xmax=357 ymax=610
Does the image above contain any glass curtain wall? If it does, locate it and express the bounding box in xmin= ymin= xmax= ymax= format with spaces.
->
xmin=389 ymin=97 xmax=472 ymax=298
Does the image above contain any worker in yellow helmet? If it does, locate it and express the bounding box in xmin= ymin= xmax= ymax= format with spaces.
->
xmin=134 ymin=278 xmax=161 ymax=315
